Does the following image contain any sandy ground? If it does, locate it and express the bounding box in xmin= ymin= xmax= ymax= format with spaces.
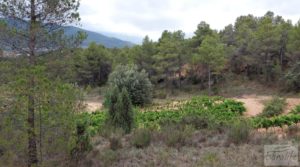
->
xmin=84 ymin=95 xmax=103 ymax=112
xmin=234 ymin=95 xmax=300 ymax=117
xmin=84 ymin=94 xmax=300 ymax=115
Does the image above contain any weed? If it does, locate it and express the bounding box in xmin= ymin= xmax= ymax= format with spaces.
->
xmin=131 ymin=128 xmax=151 ymax=148
xmin=260 ymin=97 xmax=286 ymax=118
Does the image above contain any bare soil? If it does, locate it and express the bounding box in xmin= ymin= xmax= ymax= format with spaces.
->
xmin=233 ymin=95 xmax=300 ymax=117
xmin=84 ymin=94 xmax=300 ymax=115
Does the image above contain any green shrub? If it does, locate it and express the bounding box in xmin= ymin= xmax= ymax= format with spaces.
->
xmin=105 ymin=87 xmax=134 ymax=133
xmin=227 ymin=119 xmax=252 ymax=144
xmin=108 ymin=65 xmax=153 ymax=106
xmin=252 ymin=114 xmax=300 ymax=128
xmin=131 ymin=128 xmax=151 ymax=148
xmin=180 ymin=114 xmax=210 ymax=129
xmin=71 ymin=118 xmax=92 ymax=160
xmin=291 ymin=105 xmax=300 ymax=114
xmin=215 ymin=99 xmax=246 ymax=115
xmin=260 ymin=97 xmax=286 ymax=118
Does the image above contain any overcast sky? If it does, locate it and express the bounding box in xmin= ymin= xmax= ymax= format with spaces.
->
xmin=79 ymin=0 xmax=300 ymax=42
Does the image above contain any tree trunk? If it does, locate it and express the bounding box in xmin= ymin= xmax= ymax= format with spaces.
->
xmin=208 ymin=66 xmax=211 ymax=96
xmin=178 ymin=69 xmax=182 ymax=90
xmin=28 ymin=0 xmax=38 ymax=166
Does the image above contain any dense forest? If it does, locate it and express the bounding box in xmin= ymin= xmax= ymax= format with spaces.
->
xmin=1 ymin=0 xmax=300 ymax=167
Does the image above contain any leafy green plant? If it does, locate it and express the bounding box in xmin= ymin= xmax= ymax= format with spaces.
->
xmin=291 ymin=105 xmax=300 ymax=114
xmin=253 ymin=114 xmax=300 ymax=128
xmin=214 ymin=99 xmax=246 ymax=114
xmin=131 ymin=128 xmax=151 ymax=148
xmin=81 ymin=96 xmax=245 ymax=135
xmin=260 ymin=97 xmax=286 ymax=118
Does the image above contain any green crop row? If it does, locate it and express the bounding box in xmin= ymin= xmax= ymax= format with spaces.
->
xmin=78 ymin=96 xmax=246 ymax=135
xmin=252 ymin=114 xmax=300 ymax=129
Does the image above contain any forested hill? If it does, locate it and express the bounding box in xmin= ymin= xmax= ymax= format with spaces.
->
xmin=64 ymin=26 xmax=135 ymax=48
xmin=0 ymin=18 xmax=135 ymax=48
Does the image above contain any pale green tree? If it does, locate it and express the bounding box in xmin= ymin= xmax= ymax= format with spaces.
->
xmin=193 ymin=34 xmax=226 ymax=95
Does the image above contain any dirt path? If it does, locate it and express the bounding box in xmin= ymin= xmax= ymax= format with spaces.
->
xmin=234 ymin=95 xmax=300 ymax=117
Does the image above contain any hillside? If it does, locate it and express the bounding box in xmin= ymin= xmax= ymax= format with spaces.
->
xmin=64 ymin=26 xmax=135 ymax=48
xmin=0 ymin=18 xmax=135 ymax=48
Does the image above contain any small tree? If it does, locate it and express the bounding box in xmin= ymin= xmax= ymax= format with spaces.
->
xmin=108 ymin=65 xmax=152 ymax=106
xmin=105 ymin=87 xmax=134 ymax=133
xmin=193 ymin=34 xmax=226 ymax=95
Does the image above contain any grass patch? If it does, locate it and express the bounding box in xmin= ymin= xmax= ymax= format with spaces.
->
xmin=131 ymin=128 xmax=151 ymax=148
xmin=227 ymin=119 xmax=252 ymax=144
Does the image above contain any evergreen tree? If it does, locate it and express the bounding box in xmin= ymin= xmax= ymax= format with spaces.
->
xmin=0 ymin=1 xmax=81 ymax=166
xmin=193 ymin=33 xmax=226 ymax=95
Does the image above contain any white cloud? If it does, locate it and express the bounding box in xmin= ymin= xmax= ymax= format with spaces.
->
xmin=79 ymin=0 xmax=300 ymax=41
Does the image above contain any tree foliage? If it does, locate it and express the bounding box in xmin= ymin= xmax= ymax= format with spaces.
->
xmin=74 ymin=42 xmax=112 ymax=86
xmin=108 ymin=65 xmax=153 ymax=106
xmin=105 ymin=87 xmax=134 ymax=133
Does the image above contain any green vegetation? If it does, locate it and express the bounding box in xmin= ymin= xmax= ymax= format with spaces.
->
xmin=131 ymin=128 xmax=151 ymax=148
xmin=253 ymin=114 xmax=300 ymax=128
xmin=108 ymin=65 xmax=153 ymax=106
xmin=161 ymin=124 xmax=194 ymax=147
xmin=260 ymin=97 xmax=287 ymax=118
xmin=1 ymin=0 xmax=300 ymax=166
xmin=227 ymin=119 xmax=252 ymax=144
xmin=106 ymin=87 xmax=134 ymax=133
xmin=291 ymin=105 xmax=300 ymax=114
xmin=74 ymin=43 xmax=112 ymax=86
xmin=80 ymin=96 xmax=245 ymax=136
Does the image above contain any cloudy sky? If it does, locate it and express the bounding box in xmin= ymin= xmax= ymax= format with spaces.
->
xmin=79 ymin=0 xmax=300 ymax=43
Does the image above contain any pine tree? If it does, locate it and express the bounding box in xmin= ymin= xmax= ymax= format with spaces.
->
xmin=106 ymin=87 xmax=134 ymax=133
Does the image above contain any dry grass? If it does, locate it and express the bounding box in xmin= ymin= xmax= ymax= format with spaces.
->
xmin=80 ymin=125 xmax=300 ymax=167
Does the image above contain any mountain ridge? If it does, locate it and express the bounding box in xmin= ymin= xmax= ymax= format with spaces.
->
xmin=0 ymin=18 xmax=135 ymax=48
xmin=64 ymin=26 xmax=136 ymax=48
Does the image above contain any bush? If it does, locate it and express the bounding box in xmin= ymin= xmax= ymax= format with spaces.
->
xmin=108 ymin=65 xmax=153 ymax=106
xmin=131 ymin=128 xmax=151 ymax=148
xmin=252 ymin=114 xmax=300 ymax=128
xmin=291 ymin=105 xmax=300 ymax=114
xmin=214 ymin=99 xmax=246 ymax=115
xmin=105 ymin=87 xmax=134 ymax=133
xmin=71 ymin=118 xmax=92 ymax=161
xmin=227 ymin=119 xmax=252 ymax=144
xmin=260 ymin=97 xmax=286 ymax=118
xmin=180 ymin=114 xmax=210 ymax=129
xmin=162 ymin=124 xmax=194 ymax=147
